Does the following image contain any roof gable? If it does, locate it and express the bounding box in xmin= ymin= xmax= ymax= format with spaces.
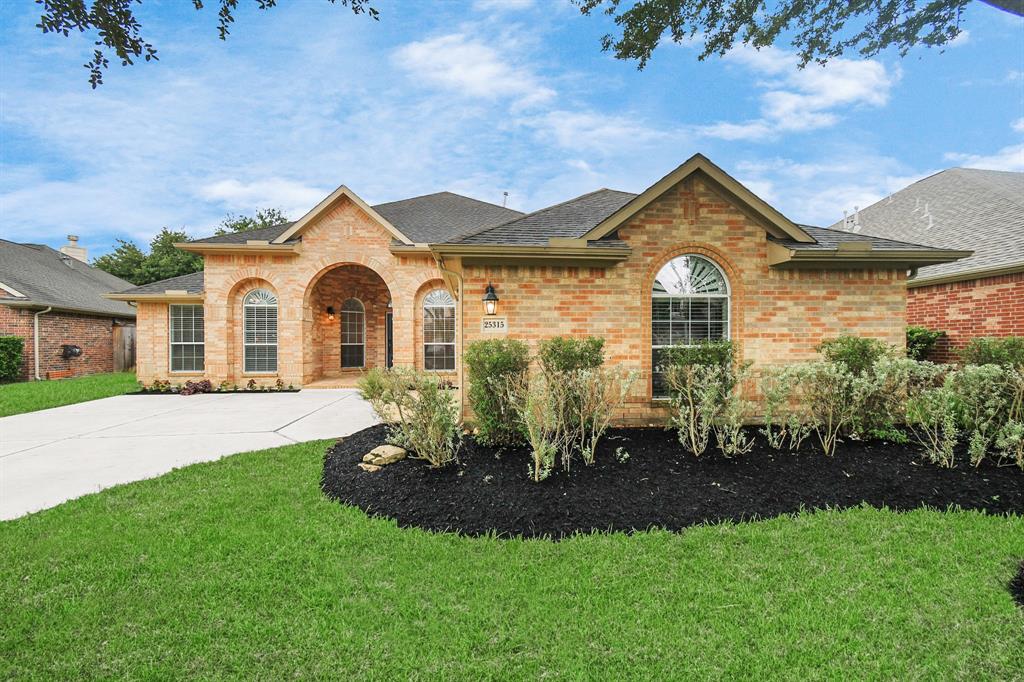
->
xmin=273 ymin=185 xmax=414 ymax=245
xmin=583 ymin=154 xmax=815 ymax=244
xmin=373 ymin=191 xmax=523 ymax=244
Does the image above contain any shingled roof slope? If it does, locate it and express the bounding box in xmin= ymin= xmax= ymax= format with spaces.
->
xmin=828 ymin=168 xmax=1024 ymax=281
xmin=112 ymin=271 xmax=205 ymax=296
xmin=0 ymin=240 xmax=135 ymax=317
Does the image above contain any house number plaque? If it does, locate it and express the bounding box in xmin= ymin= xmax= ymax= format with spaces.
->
xmin=481 ymin=317 xmax=508 ymax=333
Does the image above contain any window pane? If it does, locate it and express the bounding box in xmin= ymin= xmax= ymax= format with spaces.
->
xmin=170 ymin=305 xmax=204 ymax=372
xmin=342 ymin=345 xmax=364 ymax=368
xmin=425 ymin=343 xmax=455 ymax=371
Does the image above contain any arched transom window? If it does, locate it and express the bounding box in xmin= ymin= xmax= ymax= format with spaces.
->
xmin=423 ymin=288 xmax=455 ymax=371
xmin=243 ymin=288 xmax=278 ymax=373
xmin=341 ymin=298 xmax=365 ymax=369
xmin=652 ymin=255 xmax=730 ymax=397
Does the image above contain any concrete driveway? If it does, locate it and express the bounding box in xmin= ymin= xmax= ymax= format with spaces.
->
xmin=0 ymin=389 xmax=378 ymax=520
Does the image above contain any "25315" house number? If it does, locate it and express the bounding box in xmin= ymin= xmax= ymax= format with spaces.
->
xmin=481 ymin=317 xmax=508 ymax=333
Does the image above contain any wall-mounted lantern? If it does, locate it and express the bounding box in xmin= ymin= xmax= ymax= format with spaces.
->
xmin=326 ymin=306 xmax=335 ymax=321
xmin=482 ymin=283 xmax=499 ymax=316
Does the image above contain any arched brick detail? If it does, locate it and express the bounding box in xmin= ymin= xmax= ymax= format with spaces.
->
xmin=412 ymin=278 xmax=454 ymax=374
xmin=639 ymin=244 xmax=744 ymax=401
xmin=223 ymin=278 xmax=279 ymax=382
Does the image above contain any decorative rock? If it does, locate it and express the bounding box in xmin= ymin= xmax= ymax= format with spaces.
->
xmin=362 ymin=453 xmax=376 ymax=463
xmin=358 ymin=463 xmax=381 ymax=473
xmin=367 ymin=445 xmax=406 ymax=466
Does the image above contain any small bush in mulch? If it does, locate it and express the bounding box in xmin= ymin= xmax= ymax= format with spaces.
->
xmin=321 ymin=425 xmax=1024 ymax=539
xmin=1011 ymin=561 xmax=1024 ymax=609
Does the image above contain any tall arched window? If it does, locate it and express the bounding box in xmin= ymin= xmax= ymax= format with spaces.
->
xmin=243 ymin=288 xmax=278 ymax=373
xmin=423 ymin=288 xmax=455 ymax=371
xmin=341 ymin=298 xmax=365 ymax=368
xmin=652 ymin=255 xmax=730 ymax=397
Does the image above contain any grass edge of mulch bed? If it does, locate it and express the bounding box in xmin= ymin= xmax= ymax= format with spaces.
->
xmin=322 ymin=423 xmax=1024 ymax=540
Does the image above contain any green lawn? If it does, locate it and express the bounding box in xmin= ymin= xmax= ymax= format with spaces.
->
xmin=0 ymin=372 xmax=136 ymax=417
xmin=2 ymin=440 xmax=1021 ymax=680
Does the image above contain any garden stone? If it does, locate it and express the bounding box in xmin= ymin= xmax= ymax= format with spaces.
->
xmin=368 ymin=444 xmax=406 ymax=465
xmin=357 ymin=463 xmax=381 ymax=473
xmin=362 ymin=453 xmax=376 ymax=463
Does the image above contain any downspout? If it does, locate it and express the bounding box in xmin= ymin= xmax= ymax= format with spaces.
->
xmin=33 ymin=306 xmax=52 ymax=381
xmin=435 ymin=256 xmax=466 ymax=423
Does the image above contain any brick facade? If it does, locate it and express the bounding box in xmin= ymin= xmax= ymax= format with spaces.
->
xmin=0 ymin=305 xmax=119 ymax=380
xmin=134 ymin=176 xmax=909 ymax=424
xmin=907 ymin=270 xmax=1024 ymax=362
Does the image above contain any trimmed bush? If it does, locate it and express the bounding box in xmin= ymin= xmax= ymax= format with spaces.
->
xmin=816 ymin=335 xmax=893 ymax=376
xmin=358 ymin=368 xmax=461 ymax=468
xmin=536 ymin=336 xmax=604 ymax=374
xmin=906 ymin=326 xmax=944 ymax=361
xmin=663 ymin=341 xmax=753 ymax=457
xmin=464 ymin=339 xmax=529 ymax=446
xmin=959 ymin=336 xmax=1024 ymax=368
xmin=0 ymin=336 xmax=24 ymax=382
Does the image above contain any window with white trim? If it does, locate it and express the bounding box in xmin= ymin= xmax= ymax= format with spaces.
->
xmin=341 ymin=298 xmax=365 ymax=368
xmin=652 ymin=255 xmax=730 ymax=398
xmin=243 ymin=289 xmax=278 ymax=373
xmin=423 ymin=288 xmax=455 ymax=371
xmin=169 ymin=304 xmax=204 ymax=372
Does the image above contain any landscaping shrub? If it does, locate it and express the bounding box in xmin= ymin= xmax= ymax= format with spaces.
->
xmin=959 ymin=336 xmax=1024 ymax=368
xmin=179 ymin=379 xmax=212 ymax=396
xmin=948 ymin=364 xmax=1010 ymax=465
xmin=358 ymin=368 xmax=461 ymax=468
xmin=664 ymin=341 xmax=753 ymax=457
xmin=816 ymin=335 xmax=892 ymax=376
xmin=759 ymin=365 xmax=812 ymax=451
xmin=906 ymin=383 xmax=959 ymax=467
xmin=536 ymin=336 xmax=605 ymax=374
xmin=0 ymin=336 xmax=24 ymax=382
xmin=906 ymin=326 xmax=944 ymax=361
xmin=787 ymin=361 xmax=876 ymax=457
xmin=464 ymin=339 xmax=529 ymax=446
xmin=506 ymin=371 xmax=559 ymax=481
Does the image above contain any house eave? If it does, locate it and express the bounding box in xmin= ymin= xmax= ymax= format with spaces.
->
xmin=104 ymin=292 xmax=204 ymax=303
xmin=2 ymin=298 xmax=136 ymax=318
xmin=429 ymin=243 xmax=631 ymax=266
xmin=174 ymin=242 xmax=302 ymax=255
xmin=907 ymin=262 xmax=1024 ymax=288
xmin=768 ymin=243 xmax=973 ymax=269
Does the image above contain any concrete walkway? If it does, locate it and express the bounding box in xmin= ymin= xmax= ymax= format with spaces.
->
xmin=0 ymin=389 xmax=378 ymax=520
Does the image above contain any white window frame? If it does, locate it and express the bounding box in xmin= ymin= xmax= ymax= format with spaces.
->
xmin=340 ymin=298 xmax=366 ymax=369
xmin=169 ymin=304 xmax=204 ymax=373
xmin=651 ymin=255 xmax=731 ymax=399
xmin=243 ymin=289 xmax=279 ymax=374
xmin=422 ymin=288 xmax=456 ymax=372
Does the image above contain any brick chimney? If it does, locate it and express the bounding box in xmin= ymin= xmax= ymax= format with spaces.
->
xmin=59 ymin=235 xmax=88 ymax=263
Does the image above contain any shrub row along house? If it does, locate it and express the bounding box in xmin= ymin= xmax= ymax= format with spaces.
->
xmin=107 ymin=155 xmax=969 ymax=423
xmin=1 ymin=237 xmax=136 ymax=380
xmin=833 ymin=168 xmax=1024 ymax=361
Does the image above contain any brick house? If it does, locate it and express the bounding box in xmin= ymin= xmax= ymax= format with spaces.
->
xmin=831 ymin=168 xmax=1022 ymax=361
xmin=108 ymin=155 xmax=967 ymax=423
xmin=0 ymin=237 xmax=136 ymax=380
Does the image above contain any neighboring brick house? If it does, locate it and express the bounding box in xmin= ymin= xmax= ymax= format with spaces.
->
xmin=832 ymin=168 xmax=1022 ymax=361
xmin=0 ymin=237 xmax=136 ymax=380
xmin=108 ymin=155 xmax=967 ymax=424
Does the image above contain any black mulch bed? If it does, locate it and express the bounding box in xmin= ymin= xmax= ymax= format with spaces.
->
xmin=1011 ymin=561 xmax=1024 ymax=609
xmin=129 ymin=389 xmax=301 ymax=395
xmin=321 ymin=424 xmax=1024 ymax=539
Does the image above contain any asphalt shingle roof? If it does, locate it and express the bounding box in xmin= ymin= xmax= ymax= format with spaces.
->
xmin=114 ymin=271 xmax=204 ymax=296
xmin=828 ymin=168 xmax=1024 ymax=280
xmin=189 ymin=223 xmax=296 ymax=244
xmin=373 ymin=191 xmax=524 ymax=243
xmin=455 ymin=189 xmax=637 ymax=245
xmin=777 ymin=225 xmax=956 ymax=251
xmin=0 ymin=240 xmax=136 ymax=317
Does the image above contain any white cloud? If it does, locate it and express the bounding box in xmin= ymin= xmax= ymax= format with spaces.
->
xmin=944 ymin=144 xmax=1024 ymax=172
xmin=473 ymin=0 xmax=534 ymax=10
xmin=393 ymin=33 xmax=555 ymax=108
xmin=198 ymin=178 xmax=328 ymax=218
xmin=1012 ymin=117 xmax=1024 ymax=133
xmin=949 ymin=29 xmax=971 ymax=47
xmin=699 ymin=46 xmax=898 ymax=140
xmin=523 ymin=109 xmax=669 ymax=153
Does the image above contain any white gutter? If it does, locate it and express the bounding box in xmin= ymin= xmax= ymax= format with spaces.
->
xmin=33 ymin=306 xmax=52 ymax=381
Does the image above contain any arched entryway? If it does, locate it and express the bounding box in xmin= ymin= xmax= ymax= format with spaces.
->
xmin=304 ymin=264 xmax=392 ymax=386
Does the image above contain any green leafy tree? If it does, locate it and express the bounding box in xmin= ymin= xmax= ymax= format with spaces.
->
xmin=92 ymin=239 xmax=147 ymax=284
xmin=215 ymin=208 xmax=291 ymax=235
xmin=36 ymin=0 xmax=379 ymax=87
xmin=138 ymin=229 xmax=203 ymax=284
xmin=576 ymin=0 xmax=1023 ymax=69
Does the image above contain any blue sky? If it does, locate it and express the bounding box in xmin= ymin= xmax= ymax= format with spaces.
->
xmin=1 ymin=0 xmax=1022 ymax=258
